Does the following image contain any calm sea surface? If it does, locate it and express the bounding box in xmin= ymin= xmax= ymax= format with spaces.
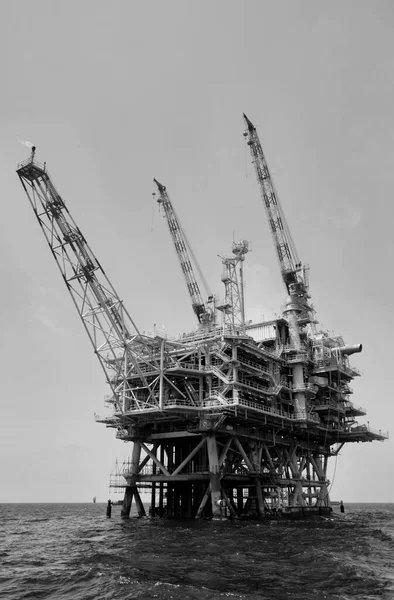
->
xmin=1 ymin=503 xmax=393 ymax=600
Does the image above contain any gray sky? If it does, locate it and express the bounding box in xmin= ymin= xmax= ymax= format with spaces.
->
xmin=0 ymin=0 xmax=392 ymax=502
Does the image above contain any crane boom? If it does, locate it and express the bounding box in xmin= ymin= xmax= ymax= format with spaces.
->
xmin=243 ymin=113 xmax=308 ymax=296
xmin=17 ymin=149 xmax=161 ymax=413
xmin=154 ymin=178 xmax=213 ymax=325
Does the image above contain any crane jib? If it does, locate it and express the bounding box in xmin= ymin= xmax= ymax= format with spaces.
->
xmin=17 ymin=154 xmax=162 ymax=414
xmin=154 ymin=178 xmax=212 ymax=325
xmin=243 ymin=114 xmax=304 ymax=292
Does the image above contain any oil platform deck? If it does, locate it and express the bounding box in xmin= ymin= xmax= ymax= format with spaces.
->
xmin=102 ymin=321 xmax=387 ymax=520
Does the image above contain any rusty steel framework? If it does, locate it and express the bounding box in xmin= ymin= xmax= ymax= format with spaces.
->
xmin=17 ymin=127 xmax=388 ymax=521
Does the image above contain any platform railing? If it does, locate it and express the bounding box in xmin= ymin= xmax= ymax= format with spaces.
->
xmin=17 ymin=155 xmax=47 ymax=172
xmin=344 ymin=401 xmax=367 ymax=415
xmin=312 ymin=400 xmax=345 ymax=412
xmin=291 ymin=382 xmax=316 ymax=394
xmin=237 ymin=356 xmax=272 ymax=376
xmin=203 ymin=394 xmax=320 ymax=423
xmin=286 ymin=352 xmax=310 ymax=363
xmin=341 ymin=363 xmax=361 ymax=377
xmin=102 ymin=392 xmax=321 ymax=425
xmin=350 ymin=424 xmax=389 ymax=438
xmin=237 ymin=377 xmax=269 ymax=392
xmin=167 ymin=361 xmax=200 ymax=371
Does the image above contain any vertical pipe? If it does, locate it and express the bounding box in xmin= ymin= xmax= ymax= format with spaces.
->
xmin=306 ymin=457 xmax=312 ymax=506
xmin=187 ymin=482 xmax=193 ymax=518
xmin=239 ymin=259 xmax=245 ymax=330
xmin=232 ymin=344 xmax=238 ymax=383
xmin=167 ymin=443 xmax=174 ymax=517
xmin=151 ymin=458 xmax=156 ymax=517
xmin=174 ymin=445 xmax=181 ymax=517
xmin=159 ymin=445 xmax=165 ymax=516
xmin=198 ymin=348 xmax=203 ymax=403
xmin=159 ymin=338 xmax=165 ymax=410
xmin=284 ymin=296 xmax=306 ymax=416
xmin=205 ymin=347 xmax=212 ymax=398
xmin=232 ymin=344 xmax=239 ymax=403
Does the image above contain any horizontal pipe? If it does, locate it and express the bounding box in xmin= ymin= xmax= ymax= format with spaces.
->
xmin=332 ymin=344 xmax=362 ymax=356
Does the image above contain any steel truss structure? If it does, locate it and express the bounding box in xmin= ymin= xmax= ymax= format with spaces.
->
xmin=17 ymin=135 xmax=388 ymax=521
xmin=17 ymin=152 xmax=161 ymax=413
xmin=105 ymin=322 xmax=387 ymax=519
xmin=217 ymin=240 xmax=249 ymax=331
xmin=154 ymin=178 xmax=214 ymax=326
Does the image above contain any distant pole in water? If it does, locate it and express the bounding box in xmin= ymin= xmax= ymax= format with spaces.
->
xmin=106 ymin=499 xmax=112 ymax=518
xmin=340 ymin=500 xmax=345 ymax=513
xmin=93 ymin=496 xmax=96 ymax=504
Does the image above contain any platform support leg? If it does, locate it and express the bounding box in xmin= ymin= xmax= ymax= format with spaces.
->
xmin=134 ymin=487 xmax=146 ymax=517
xmin=207 ymin=434 xmax=222 ymax=519
xmin=121 ymin=486 xmax=133 ymax=518
xmin=195 ymin=483 xmax=210 ymax=518
xmin=121 ymin=441 xmax=145 ymax=517
xmin=255 ymin=478 xmax=266 ymax=519
xmin=250 ymin=444 xmax=266 ymax=519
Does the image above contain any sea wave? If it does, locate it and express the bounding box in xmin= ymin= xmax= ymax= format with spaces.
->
xmin=1 ymin=503 xmax=394 ymax=600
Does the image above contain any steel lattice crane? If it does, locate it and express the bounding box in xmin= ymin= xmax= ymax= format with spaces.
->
xmin=153 ymin=178 xmax=214 ymax=325
xmin=17 ymin=148 xmax=162 ymax=414
xmin=243 ymin=114 xmax=316 ymax=419
xmin=243 ymin=114 xmax=310 ymax=309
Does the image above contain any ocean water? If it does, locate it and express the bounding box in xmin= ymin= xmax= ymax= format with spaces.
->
xmin=1 ymin=503 xmax=393 ymax=600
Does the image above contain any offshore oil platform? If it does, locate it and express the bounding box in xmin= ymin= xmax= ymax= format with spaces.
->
xmin=17 ymin=115 xmax=388 ymax=519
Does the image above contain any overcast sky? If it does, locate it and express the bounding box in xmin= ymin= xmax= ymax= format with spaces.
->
xmin=0 ymin=0 xmax=392 ymax=503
